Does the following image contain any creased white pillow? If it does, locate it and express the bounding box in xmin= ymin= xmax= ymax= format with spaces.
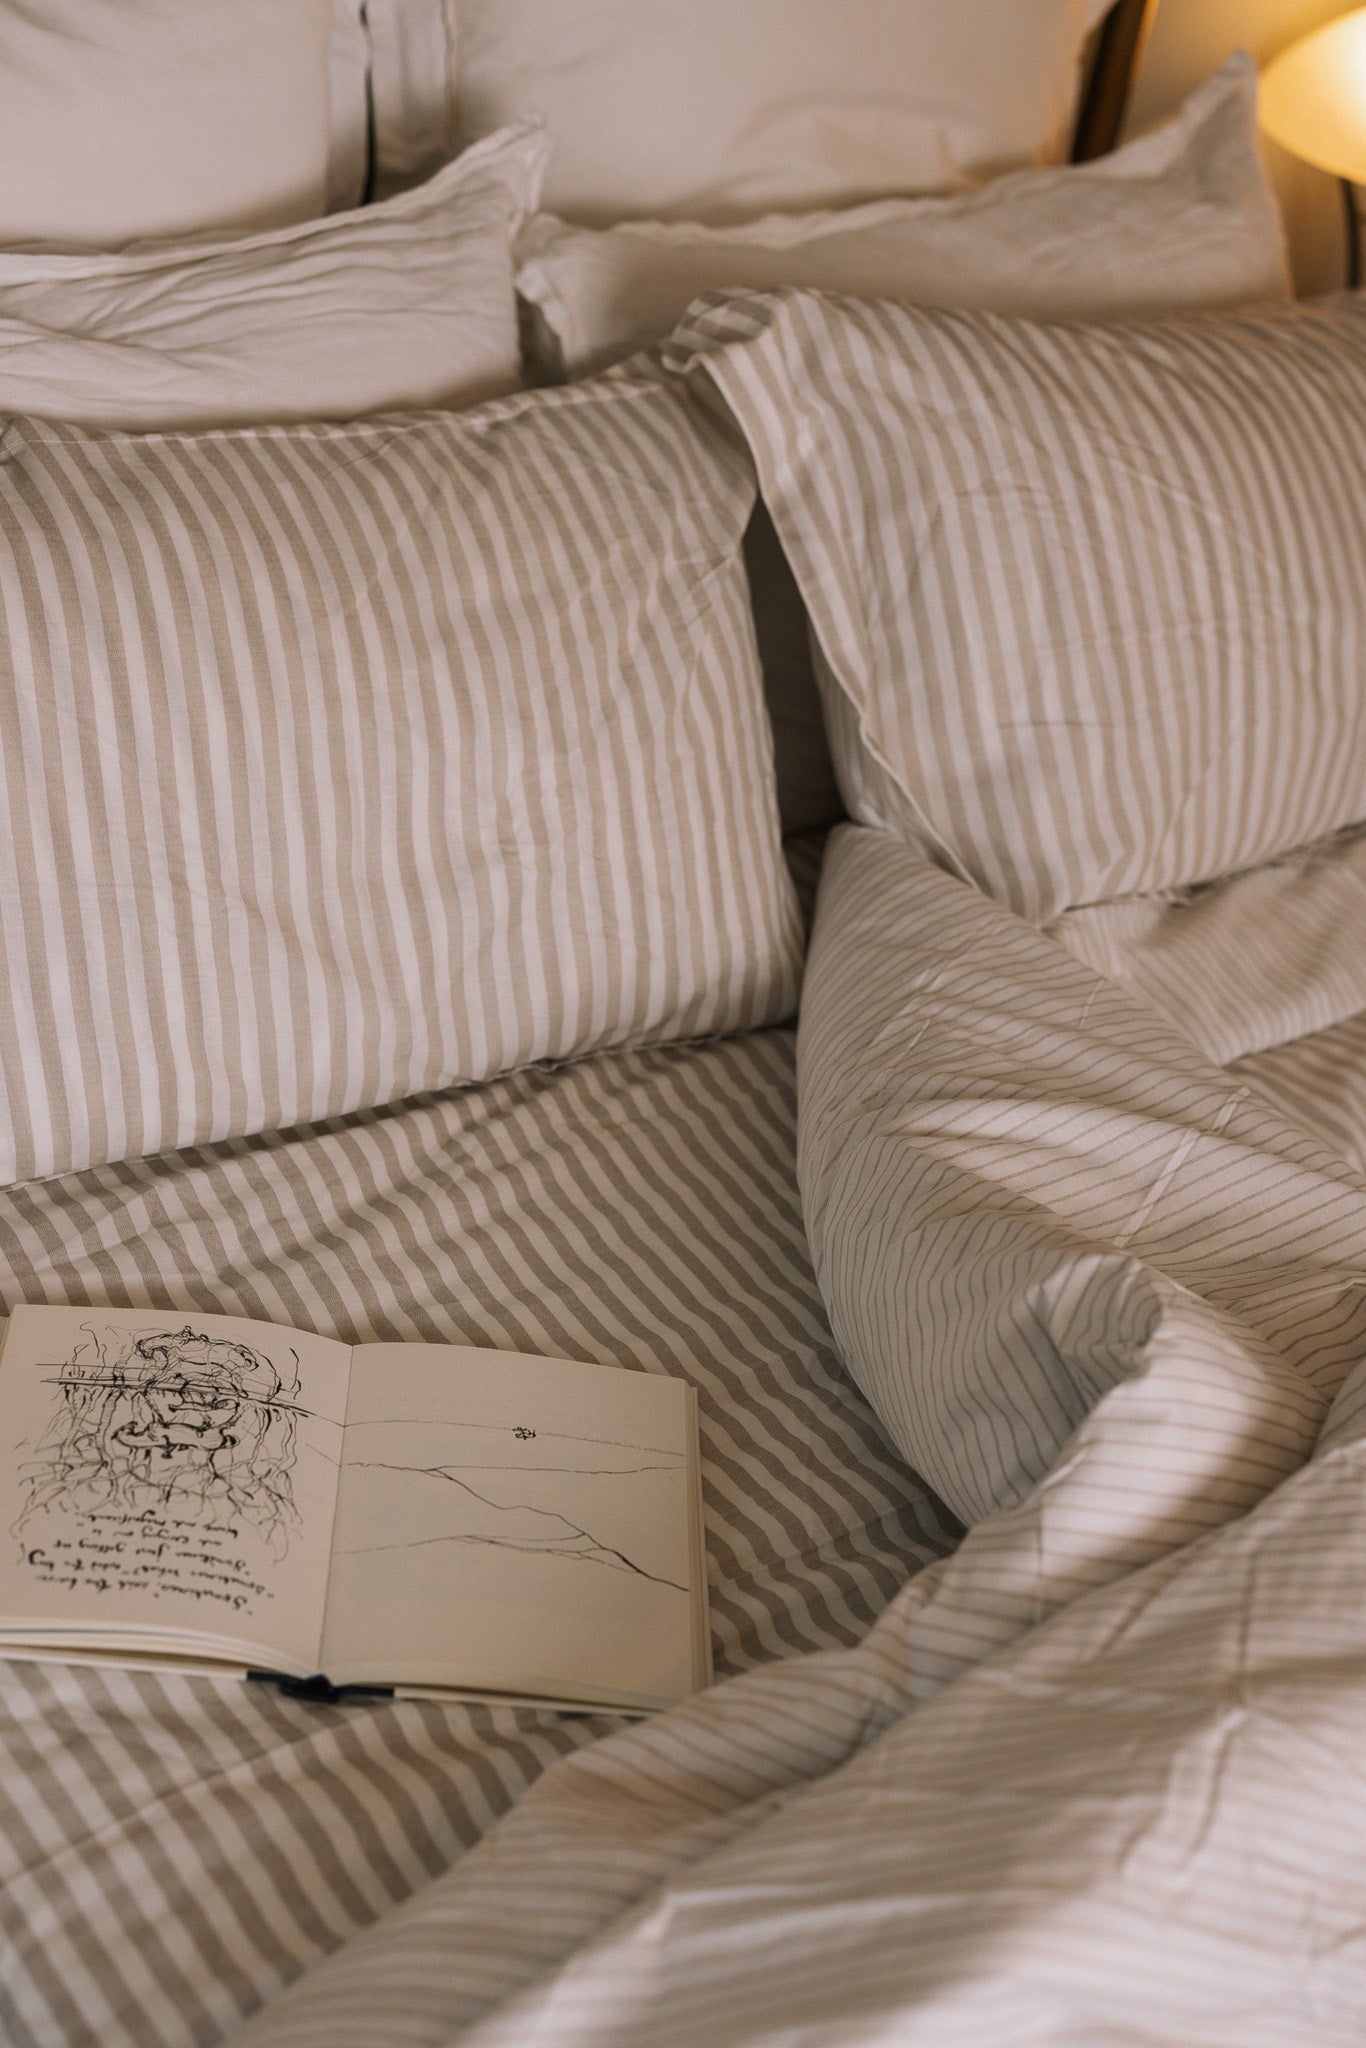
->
xmin=671 ymin=287 xmax=1366 ymax=925
xmin=0 ymin=0 xmax=336 ymax=249
xmin=0 ymin=365 xmax=800 ymax=1185
xmin=519 ymin=59 xmax=1287 ymax=380
xmin=457 ymin=0 xmax=1098 ymax=228
xmin=0 ymin=127 xmax=545 ymax=431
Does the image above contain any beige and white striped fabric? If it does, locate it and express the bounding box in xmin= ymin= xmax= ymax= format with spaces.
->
xmin=0 ymin=1016 xmax=956 ymax=2046
xmin=666 ymin=288 xmax=1366 ymax=925
xmin=211 ymin=824 xmax=1366 ymax=2047
xmin=1235 ymin=1012 xmax=1366 ymax=1179
xmin=1046 ymin=822 xmax=1366 ymax=1069
xmin=798 ymin=828 xmax=1366 ymax=1529
xmin=0 ymin=363 xmax=801 ymax=1184
xmin=6 ymin=826 xmax=1366 ymax=2043
xmin=1043 ymin=820 xmax=1366 ymax=1174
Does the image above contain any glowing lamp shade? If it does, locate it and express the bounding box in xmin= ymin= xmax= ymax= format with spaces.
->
xmin=1260 ymin=7 xmax=1366 ymax=183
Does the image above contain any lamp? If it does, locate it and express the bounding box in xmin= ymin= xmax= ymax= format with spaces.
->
xmin=1260 ymin=6 xmax=1366 ymax=288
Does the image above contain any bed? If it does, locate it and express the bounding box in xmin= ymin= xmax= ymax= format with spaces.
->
xmin=3 ymin=4 xmax=1365 ymax=2043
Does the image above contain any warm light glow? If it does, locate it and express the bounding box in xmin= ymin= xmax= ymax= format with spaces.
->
xmin=1261 ymin=7 xmax=1366 ymax=183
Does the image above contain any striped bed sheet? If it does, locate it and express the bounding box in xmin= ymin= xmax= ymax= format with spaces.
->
xmin=3 ymin=821 xmax=1365 ymax=2046
xmin=0 ymin=1007 xmax=956 ymax=2048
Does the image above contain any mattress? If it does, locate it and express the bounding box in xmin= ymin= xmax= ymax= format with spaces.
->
xmin=0 ymin=1004 xmax=956 ymax=2048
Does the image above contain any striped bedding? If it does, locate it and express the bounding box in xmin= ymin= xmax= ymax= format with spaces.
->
xmin=0 ymin=363 xmax=800 ymax=1185
xmin=0 ymin=998 xmax=955 ymax=2048
xmin=216 ymin=826 xmax=1366 ymax=2048
xmin=3 ymin=815 xmax=1365 ymax=2043
xmin=190 ymin=825 xmax=1366 ymax=2048
xmin=667 ymin=288 xmax=1366 ymax=926
xmin=4 ymin=283 xmax=1366 ymax=2040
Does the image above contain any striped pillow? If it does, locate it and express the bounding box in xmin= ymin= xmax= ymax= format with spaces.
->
xmin=668 ymin=290 xmax=1366 ymax=924
xmin=0 ymin=365 xmax=801 ymax=1184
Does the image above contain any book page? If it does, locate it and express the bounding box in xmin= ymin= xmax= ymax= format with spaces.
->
xmin=322 ymin=1347 xmax=704 ymax=1708
xmin=0 ymin=1306 xmax=350 ymax=1671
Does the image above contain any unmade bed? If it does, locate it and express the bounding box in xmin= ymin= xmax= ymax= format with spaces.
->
xmin=4 ymin=2 xmax=1366 ymax=2044
xmin=0 ymin=983 xmax=954 ymax=2046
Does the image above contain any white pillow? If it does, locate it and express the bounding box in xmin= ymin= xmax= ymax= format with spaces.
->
xmin=456 ymin=0 xmax=1100 ymax=229
xmin=670 ymin=288 xmax=1366 ymax=924
xmin=519 ymin=59 xmax=1287 ymax=380
xmin=0 ymin=0 xmax=335 ymax=249
xmin=0 ymin=128 xmax=545 ymax=431
xmin=0 ymin=365 xmax=800 ymax=1185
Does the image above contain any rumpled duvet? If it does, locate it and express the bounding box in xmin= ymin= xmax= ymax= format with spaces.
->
xmin=233 ymin=823 xmax=1366 ymax=2048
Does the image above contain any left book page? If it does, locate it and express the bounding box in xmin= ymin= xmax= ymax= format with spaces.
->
xmin=0 ymin=1305 xmax=351 ymax=1675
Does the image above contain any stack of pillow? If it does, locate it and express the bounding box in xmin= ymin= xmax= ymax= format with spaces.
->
xmin=0 ymin=0 xmax=1304 ymax=1194
xmin=0 ymin=1 xmax=1289 ymax=429
xmin=498 ymin=44 xmax=1291 ymax=836
xmin=506 ymin=47 xmax=1288 ymax=379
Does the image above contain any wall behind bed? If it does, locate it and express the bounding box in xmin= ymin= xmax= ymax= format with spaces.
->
xmin=1128 ymin=0 xmax=1353 ymax=288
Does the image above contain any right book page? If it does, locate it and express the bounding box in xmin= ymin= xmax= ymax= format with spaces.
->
xmin=320 ymin=1345 xmax=708 ymax=1708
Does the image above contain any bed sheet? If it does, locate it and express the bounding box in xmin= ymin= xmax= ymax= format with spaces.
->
xmin=218 ymin=825 xmax=1366 ymax=2048
xmin=6 ymin=821 xmax=1365 ymax=2047
xmin=0 ymin=1016 xmax=956 ymax=2048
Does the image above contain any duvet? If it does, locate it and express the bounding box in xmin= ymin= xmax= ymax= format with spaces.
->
xmin=222 ymin=824 xmax=1366 ymax=2048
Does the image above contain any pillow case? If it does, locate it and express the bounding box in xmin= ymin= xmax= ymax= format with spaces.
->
xmin=0 ymin=366 xmax=800 ymax=1186
xmin=670 ymin=288 xmax=1366 ymax=924
xmin=0 ymin=0 xmax=336 ymax=249
xmin=519 ymin=58 xmax=1287 ymax=380
xmin=0 ymin=127 xmax=545 ymax=431
xmin=456 ymin=0 xmax=1105 ymax=229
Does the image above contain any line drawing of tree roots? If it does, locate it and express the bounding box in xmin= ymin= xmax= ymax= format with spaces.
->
xmin=16 ymin=1323 xmax=307 ymax=1560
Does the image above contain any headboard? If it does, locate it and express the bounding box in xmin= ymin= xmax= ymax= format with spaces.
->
xmin=1073 ymin=0 xmax=1160 ymax=161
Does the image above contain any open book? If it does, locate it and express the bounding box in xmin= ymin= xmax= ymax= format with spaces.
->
xmin=0 ymin=1305 xmax=710 ymax=1713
